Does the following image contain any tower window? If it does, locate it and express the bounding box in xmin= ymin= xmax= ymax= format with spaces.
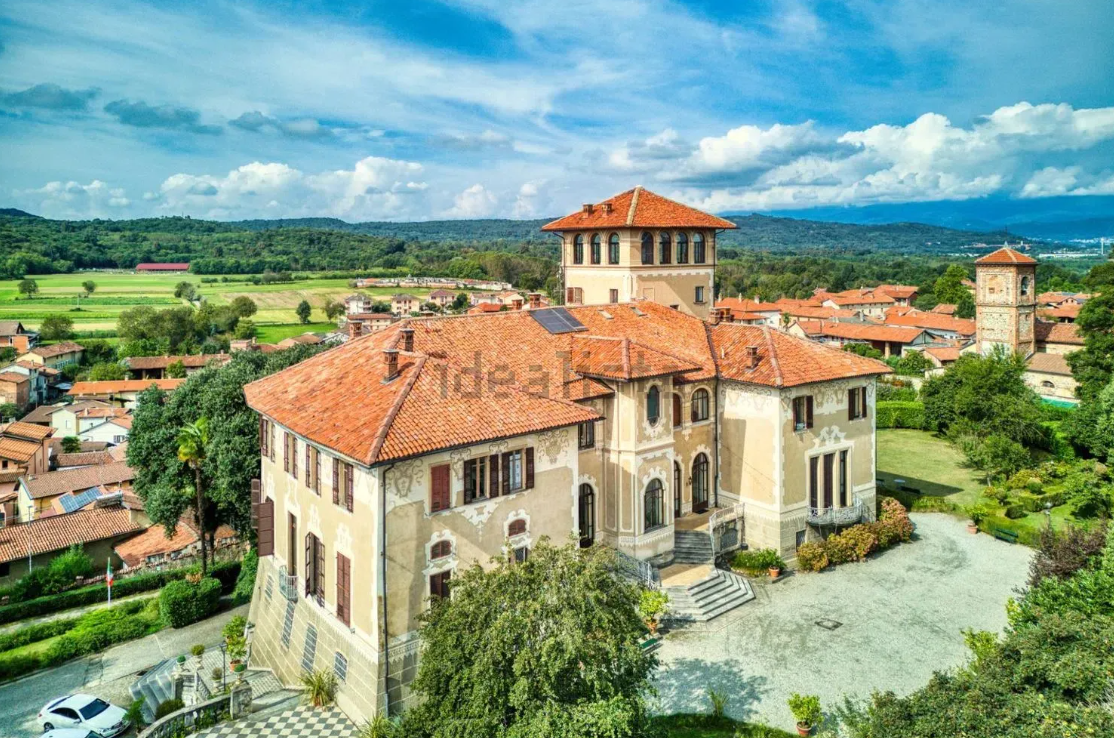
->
xmin=573 ymin=235 xmax=584 ymax=265
xmin=1020 ymin=275 xmax=1031 ymax=296
xmin=608 ymin=233 xmax=620 ymax=264
xmin=640 ymin=232 xmax=654 ymax=265
xmin=659 ymin=232 xmax=672 ymax=265
xmin=693 ymin=233 xmax=706 ymax=264
xmin=695 ymin=286 xmax=705 ymax=304
xmin=676 ymin=232 xmax=688 ymax=263
xmin=590 ymin=233 xmax=601 ymax=264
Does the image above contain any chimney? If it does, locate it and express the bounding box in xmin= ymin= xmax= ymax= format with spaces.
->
xmin=710 ymin=307 xmax=727 ymax=325
xmin=602 ymin=203 xmax=613 ymax=215
xmin=582 ymin=203 xmax=594 ymax=214
xmin=746 ymin=345 xmax=760 ymax=370
xmin=383 ymin=348 xmax=399 ymax=381
xmin=527 ymin=292 xmax=541 ymax=309
xmin=399 ymin=326 xmax=414 ymax=352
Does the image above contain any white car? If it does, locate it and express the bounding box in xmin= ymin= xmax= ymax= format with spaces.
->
xmin=43 ymin=731 xmax=101 ymax=738
xmin=38 ymin=694 xmax=130 ymax=737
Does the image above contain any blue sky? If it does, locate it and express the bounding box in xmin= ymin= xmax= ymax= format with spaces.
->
xmin=1 ymin=0 xmax=1112 ymax=221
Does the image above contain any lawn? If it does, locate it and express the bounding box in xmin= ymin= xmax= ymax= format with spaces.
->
xmin=0 ymin=271 xmax=449 ymax=334
xmin=255 ymin=322 xmax=338 ymax=343
xmin=653 ymin=715 xmax=795 ymax=737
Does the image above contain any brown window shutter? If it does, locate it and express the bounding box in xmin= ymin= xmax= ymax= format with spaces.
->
xmin=431 ymin=464 xmax=450 ymax=512
xmin=848 ymin=388 xmax=855 ymax=420
xmin=501 ymin=452 xmax=512 ymax=495
xmin=345 ymin=463 xmax=354 ymax=512
xmin=258 ymin=498 xmax=274 ymax=556
xmin=489 ymin=454 xmax=500 ymax=498
xmin=861 ymin=387 xmax=868 ymax=417
xmin=806 ymin=395 xmax=814 ymax=428
xmin=525 ymin=447 xmax=535 ymax=489
xmin=283 ymin=434 xmax=290 ymax=473
xmin=305 ymin=445 xmax=312 ymax=486
xmin=270 ymin=424 xmax=275 ymax=462
xmin=259 ymin=418 xmax=266 ymax=455
xmin=332 ymin=458 xmax=340 ymax=505
xmin=304 ymin=534 xmax=314 ymax=597
xmin=337 ymin=554 xmax=350 ymax=626
xmin=315 ymin=538 xmax=325 ymax=598
xmin=291 ymin=436 xmax=298 ymax=479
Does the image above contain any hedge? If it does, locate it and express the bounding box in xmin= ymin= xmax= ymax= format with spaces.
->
xmin=1015 ymin=490 xmax=1067 ymax=513
xmin=159 ymin=577 xmax=222 ymax=628
xmin=0 ymin=617 xmax=78 ymax=653
xmin=876 ymin=401 xmax=925 ymax=429
xmin=0 ymin=559 xmax=240 ymax=626
xmin=797 ymin=497 xmax=915 ymax=572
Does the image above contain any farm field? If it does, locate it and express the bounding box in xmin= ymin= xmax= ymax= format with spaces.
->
xmin=0 ymin=272 xmax=444 ymax=334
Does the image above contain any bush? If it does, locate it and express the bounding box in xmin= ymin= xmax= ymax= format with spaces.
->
xmin=876 ymin=401 xmax=925 ymax=429
xmin=1004 ymin=504 xmax=1028 ymax=519
xmin=232 ymin=548 xmax=257 ymax=605
xmin=1029 ymin=524 xmax=1108 ymax=587
xmin=1015 ymin=490 xmax=1066 ymax=513
xmin=833 ymin=525 xmax=878 ymax=561
xmin=0 ymin=617 xmax=78 ymax=653
xmin=787 ymin=693 xmax=822 ymax=728
xmin=0 ymin=559 xmax=240 ymax=625
xmin=155 ymin=698 xmax=185 ymax=719
xmin=159 ymin=577 xmax=222 ymax=628
xmin=732 ymin=548 xmax=786 ymax=575
xmin=795 ymin=542 xmax=829 ymax=572
xmin=877 ymin=383 xmax=918 ymax=402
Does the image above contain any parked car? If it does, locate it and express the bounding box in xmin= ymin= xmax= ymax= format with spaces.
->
xmin=38 ymin=694 xmax=129 ymax=737
xmin=43 ymin=731 xmax=100 ymax=738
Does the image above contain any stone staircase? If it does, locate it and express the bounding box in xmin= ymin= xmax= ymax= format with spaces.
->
xmin=673 ymin=529 xmax=714 ymax=564
xmin=130 ymin=658 xmax=179 ymax=724
xmin=663 ymin=568 xmax=755 ymax=623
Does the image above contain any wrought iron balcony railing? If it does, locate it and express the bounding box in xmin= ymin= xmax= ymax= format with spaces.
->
xmin=807 ymin=497 xmax=866 ymax=527
xmin=277 ymin=564 xmax=299 ymax=602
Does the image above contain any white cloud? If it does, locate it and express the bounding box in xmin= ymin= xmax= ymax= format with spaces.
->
xmin=443 ymin=184 xmax=498 ymax=219
xmin=15 ymin=179 xmax=130 ymax=218
xmin=511 ymin=181 xmax=544 ymax=218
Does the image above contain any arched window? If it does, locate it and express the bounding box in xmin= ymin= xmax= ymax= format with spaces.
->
xmin=608 ymin=233 xmax=621 ymax=264
xmin=672 ymin=392 xmax=683 ymax=429
xmin=578 ymin=484 xmax=595 ymax=548
xmin=676 ymin=232 xmax=689 ymax=264
xmin=430 ymin=540 xmax=452 ymax=560
xmin=573 ymin=234 xmax=584 ymax=265
xmin=590 ymin=233 xmax=602 ymax=264
xmin=692 ymin=453 xmax=709 ymax=513
xmin=644 ymin=479 xmax=664 ymax=531
xmin=508 ymin=518 xmax=527 ymax=537
xmin=1041 ymin=380 xmax=1054 ymax=388
xmin=641 ymin=232 xmax=654 ymax=265
xmin=646 ymin=385 xmax=661 ymax=425
xmin=693 ymin=232 xmax=706 ymax=264
xmin=1020 ymin=275 xmax=1032 ymax=296
xmin=659 ymin=232 xmax=672 ymax=265
xmin=690 ymin=388 xmax=710 ymax=422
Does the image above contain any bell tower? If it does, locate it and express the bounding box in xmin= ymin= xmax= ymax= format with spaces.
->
xmin=974 ymin=246 xmax=1038 ymax=356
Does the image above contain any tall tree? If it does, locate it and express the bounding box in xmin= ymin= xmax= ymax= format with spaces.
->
xmin=295 ymin=300 xmax=312 ymax=324
xmin=933 ymin=264 xmax=971 ymax=305
xmin=82 ymin=280 xmax=96 ymax=297
xmin=177 ymin=418 xmax=211 ymax=574
xmin=17 ymin=278 xmax=38 ymax=299
xmin=40 ymin=315 xmax=74 ymax=341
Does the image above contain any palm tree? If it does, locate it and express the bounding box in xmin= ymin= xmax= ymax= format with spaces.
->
xmin=178 ymin=418 xmax=211 ymax=574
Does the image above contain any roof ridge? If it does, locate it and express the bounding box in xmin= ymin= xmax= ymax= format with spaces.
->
xmin=621 ymin=337 xmax=631 ymax=378
xmin=365 ymin=354 xmax=427 ymax=465
xmin=762 ymin=326 xmax=783 ymax=387
xmin=626 ymin=186 xmax=641 ymax=226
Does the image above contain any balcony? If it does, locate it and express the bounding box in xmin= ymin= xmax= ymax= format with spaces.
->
xmin=277 ymin=565 xmax=299 ymax=602
xmin=807 ymin=497 xmax=866 ymax=527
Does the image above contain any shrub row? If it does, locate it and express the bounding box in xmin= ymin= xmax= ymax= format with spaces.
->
xmin=0 ymin=617 xmax=78 ymax=653
xmin=159 ymin=577 xmax=222 ymax=628
xmin=0 ymin=559 xmax=240 ymax=625
xmin=797 ymin=498 xmax=915 ymax=572
xmin=876 ymin=401 xmax=925 ymax=429
xmin=1016 ymin=490 xmax=1067 ymax=513
xmin=0 ymin=599 xmax=160 ymax=682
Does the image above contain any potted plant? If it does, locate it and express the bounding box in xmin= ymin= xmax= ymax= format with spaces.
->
xmin=638 ymin=589 xmax=669 ymax=636
xmin=787 ymin=693 xmax=822 ymax=736
xmin=966 ymin=503 xmax=990 ymax=534
xmin=226 ymin=633 xmax=247 ymax=670
xmin=190 ymin=644 xmax=205 ymax=666
xmin=176 ymin=654 xmax=186 ymax=665
xmin=766 ymin=550 xmax=787 ymax=579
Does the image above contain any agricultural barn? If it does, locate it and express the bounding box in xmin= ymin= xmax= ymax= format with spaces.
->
xmin=135 ymin=262 xmax=190 ymax=272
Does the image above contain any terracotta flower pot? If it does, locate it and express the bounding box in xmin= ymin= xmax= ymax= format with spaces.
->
xmin=796 ymin=722 xmax=812 ymax=736
xmin=967 ymin=522 xmax=978 ymax=534
xmin=768 ymin=567 xmax=781 ymax=579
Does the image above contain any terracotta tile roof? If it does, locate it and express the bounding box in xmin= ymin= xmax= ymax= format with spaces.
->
xmin=975 ymin=247 xmax=1037 ymax=265
xmin=715 ymin=297 xmax=781 ymax=313
xmin=109 ymin=416 xmax=133 ymax=430
xmin=874 ymin=285 xmax=919 ymax=299
xmin=22 ymin=461 xmax=135 ymax=500
xmin=108 ymin=444 xmax=128 ymax=462
xmin=883 ymin=311 xmax=976 ymax=335
xmin=542 ymin=186 xmax=737 ymax=231
xmin=276 ymin=334 xmax=323 ymax=347
xmin=796 ymin=319 xmax=926 ymax=344
xmin=55 ymin=451 xmax=115 ymax=467
xmin=68 ymin=379 xmax=186 ymax=396
xmin=468 ymin=303 xmax=504 ymax=314
xmin=1036 ymin=321 xmax=1083 ymax=345
xmin=772 ymin=297 xmax=824 ymax=309
xmin=17 ymin=361 xmax=59 ymax=375
xmin=925 ymin=346 xmax=962 ymax=363
xmin=0 ymin=437 xmax=40 ymax=462
xmin=711 ymin=324 xmax=891 ymax=387
xmin=114 ymin=517 xmax=235 ymax=569
xmin=0 ymin=321 xmax=28 ymax=336
xmin=72 ymin=406 xmax=128 ymax=419
xmin=26 ymin=341 xmax=84 ymax=359
xmin=931 ymin=303 xmax=957 ymax=315
xmin=20 ymin=404 xmax=63 ymax=426
xmin=569 ymin=335 xmax=702 ymax=380
xmin=1027 ymin=352 xmax=1072 ymax=376
xmin=125 ymin=354 xmax=230 ymax=370
xmin=2 ymin=421 xmax=53 ymax=442
xmin=781 ymin=306 xmax=859 ymax=320
xmin=1039 ymin=304 xmax=1080 ymax=320
xmin=0 ymin=503 xmax=142 ymax=564
xmin=0 ymin=371 xmax=29 ymax=384
xmin=823 ymin=290 xmax=896 ymax=306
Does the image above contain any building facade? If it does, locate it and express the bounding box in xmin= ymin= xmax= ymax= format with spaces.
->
xmin=975 ymin=247 xmax=1038 ymax=356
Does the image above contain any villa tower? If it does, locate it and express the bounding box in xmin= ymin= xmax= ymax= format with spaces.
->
xmin=974 ymin=246 xmax=1038 ymax=356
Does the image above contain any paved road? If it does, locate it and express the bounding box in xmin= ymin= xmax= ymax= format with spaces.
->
xmin=0 ymin=604 xmax=248 ymax=738
xmin=654 ymin=513 xmax=1033 ymax=732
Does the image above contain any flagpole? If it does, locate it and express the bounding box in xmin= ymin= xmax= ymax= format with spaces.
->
xmin=106 ymin=560 xmax=113 ymax=604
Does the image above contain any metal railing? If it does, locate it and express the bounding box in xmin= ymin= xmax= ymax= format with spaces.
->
xmin=614 ymin=549 xmax=660 ymax=590
xmin=139 ymin=693 xmax=231 ymax=738
xmin=807 ymin=496 xmax=866 ymax=527
xmin=277 ymin=565 xmax=299 ymax=601
xmin=709 ymin=503 xmax=746 ymax=559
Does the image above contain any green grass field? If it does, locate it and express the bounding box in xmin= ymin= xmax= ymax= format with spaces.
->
xmin=0 ymin=271 xmax=440 ymax=336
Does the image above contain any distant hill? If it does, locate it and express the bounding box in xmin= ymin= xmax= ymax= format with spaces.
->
xmin=0 ymin=208 xmax=38 ymax=218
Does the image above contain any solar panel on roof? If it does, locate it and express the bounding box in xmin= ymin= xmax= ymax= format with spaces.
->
xmin=530 ymin=307 xmax=587 ymax=334
xmin=59 ymin=487 xmax=101 ymax=513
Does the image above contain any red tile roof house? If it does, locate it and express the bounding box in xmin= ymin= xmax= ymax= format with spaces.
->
xmin=17 ymin=460 xmax=135 ymax=523
xmin=115 ymin=517 xmax=237 ymax=571
xmin=125 ymin=353 xmax=231 ymax=380
xmin=135 ymin=262 xmax=190 ymax=272
xmin=0 ymin=320 xmax=37 ymax=354
xmin=242 ymin=192 xmax=891 ymax=724
xmin=789 ymin=319 xmax=930 ymax=358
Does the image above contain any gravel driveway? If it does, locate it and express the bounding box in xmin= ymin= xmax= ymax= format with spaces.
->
xmin=653 ymin=513 xmax=1033 ymax=732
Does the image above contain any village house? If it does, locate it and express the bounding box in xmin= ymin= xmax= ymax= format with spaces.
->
xmin=114 ymin=515 xmax=237 ymax=571
xmin=879 ymin=310 xmax=977 ymax=341
xmin=0 ymin=321 xmax=37 ymax=354
xmin=17 ymin=460 xmax=135 ymax=522
xmin=0 ymin=371 xmax=30 ymax=408
xmin=390 ymin=294 xmax=419 ymax=316
xmin=873 ymin=285 xmax=919 ymax=306
xmin=49 ymin=402 xmax=131 ymax=445
xmin=19 ymin=341 xmax=84 ymax=369
xmin=345 ymin=294 xmax=375 ymax=315
xmin=0 ymin=421 xmax=53 ymax=478
xmin=66 ymin=378 xmax=185 ymax=408
xmin=789 ymin=319 xmax=929 ymax=357
xmin=2 ymin=361 xmax=58 ymax=405
xmin=125 ymin=353 xmax=231 ymax=380
xmin=819 ymin=289 xmax=896 ymax=318
xmin=426 ymin=289 xmax=457 ymax=308
xmin=244 ymin=189 xmax=889 ymax=723
xmin=345 ymin=313 xmax=398 ymax=339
